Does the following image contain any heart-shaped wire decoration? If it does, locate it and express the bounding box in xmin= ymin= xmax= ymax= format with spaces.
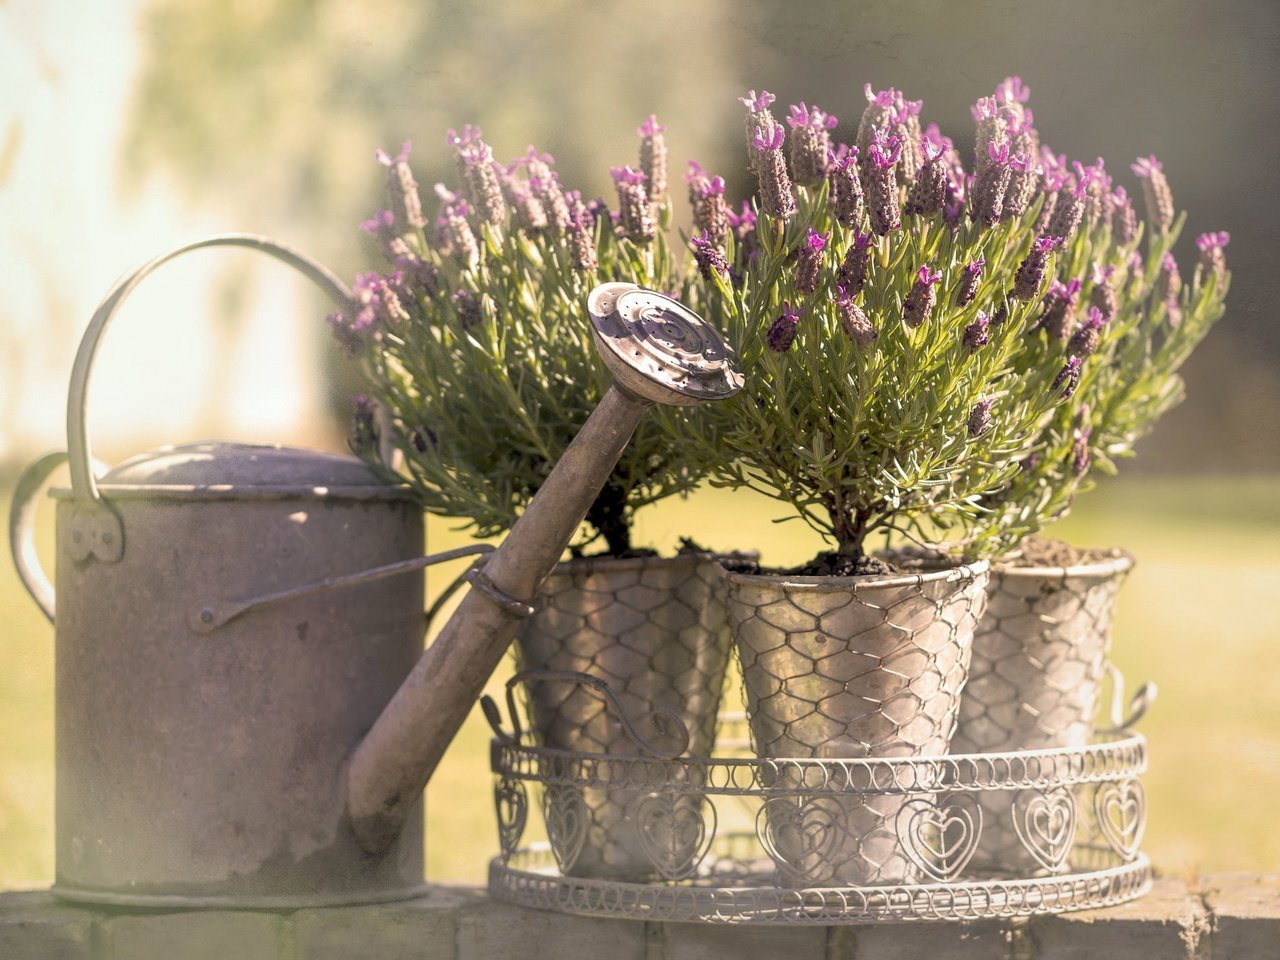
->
xmin=493 ymin=776 xmax=528 ymax=863
xmin=542 ymin=784 xmax=588 ymax=874
xmin=757 ymin=796 xmax=844 ymax=885
xmin=897 ymin=796 xmax=982 ymax=882
xmin=1093 ymin=778 xmax=1145 ymax=860
xmin=1011 ymin=786 xmax=1077 ymax=872
xmin=632 ymin=792 xmax=716 ymax=881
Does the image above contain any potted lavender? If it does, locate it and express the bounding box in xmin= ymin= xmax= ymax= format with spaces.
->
xmin=678 ymin=79 xmax=1227 ymax=884
xmin=675 ymin=84 xmax=1087 ymax=885
xmin=329 ymin=123 xmax=732 ymax=880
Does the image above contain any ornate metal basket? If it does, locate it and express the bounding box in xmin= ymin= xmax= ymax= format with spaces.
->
xmin=483 ymin=679 xmax=1152 ymax=925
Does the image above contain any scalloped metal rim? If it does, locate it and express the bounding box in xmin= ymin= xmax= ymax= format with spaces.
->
xmin=489 ymin=846 xmax=1153 ymax=924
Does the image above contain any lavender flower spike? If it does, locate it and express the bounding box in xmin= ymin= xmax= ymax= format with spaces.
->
xmin=1042 ymin=278 xmax=1082 ymax=342
xmin=766 ymin=302 xmax=801 ymax=352
xmin=1111 ymin=185 xmax=1139 ymax=245
xmin=956 ymin=257 xmax=985 ymax=306
xmin=741 ymin=89 xmax=780 ymax=171
xmin=836 ymin=229 xmax=875 ymax=297
xmin=611 ymin=165 xmax=655 ymax=244
xmin=1070 ymin=425 xmax=1092 ymax=477
xmin=963 ymin=311 xmax=991 ymax=354
xmin=376 ymin=141 xmax=426 ymax=231
xmin=794 ymin=228 xmax=828 ymax=294
xmin=836 ymin=285 xmax=877 ymax=346
xmin=752 ymin=125 xmax=797 ymax=221
xmin=969 ymin=141 xmax=1012 ymax=228
xmin=905 ymin=137 xmax=948 ymax=217
xmin=1068 ymin=305 xmax=1108 ymax=358
xmin=787 ymin=102 xmax=838 ymax=185
xmin=691 ymin=231 xmax=729 ymax=281
xmin=1196 ymin=231 xmax=1231 ymax=279
xmin=827 ymin=145 xmax=864 ymax=227
xmin=1131 ymin=154 xmax=1175 ymax=234
xmin=967 ymin=397 xmax=995 ymax=438
xmin=1052 ymin=355 xmax=1084 ymax=399
xmin=458 ymin=139 xmax=508 ymax=225
xmin=637 ymin=114 xmax=669 ymax=208
xmin=866 ymin=126 xmax=903 ymax=235
xmin=1013 ymin=235 xmax=1063 ymax=301
xmin=902 ymin=264 xmax=942 ymax=328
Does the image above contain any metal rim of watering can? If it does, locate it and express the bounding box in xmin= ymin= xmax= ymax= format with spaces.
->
xmin=62 ymin=234 xmax=356 ymax=564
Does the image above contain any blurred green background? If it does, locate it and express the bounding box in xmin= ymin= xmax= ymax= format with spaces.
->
xmin=1 ymin=0 xmax=1278 ymax=888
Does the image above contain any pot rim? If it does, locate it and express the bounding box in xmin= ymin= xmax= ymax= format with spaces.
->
xmin=717 ymin=558 xmax=990 ymax=593
xmin=992 ymin=546 xmax=1135 ymax=580
xmin=548 ymin=549 xmax=757 ymax=575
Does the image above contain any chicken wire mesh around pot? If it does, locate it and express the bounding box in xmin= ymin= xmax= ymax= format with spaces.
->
xmin=722 ymin=561 xmax=990 ymax=886
xmin=512 ymin=553 xmax=732 ymax=881
xmin=950 ymin=547 xmax=1135 ymax=874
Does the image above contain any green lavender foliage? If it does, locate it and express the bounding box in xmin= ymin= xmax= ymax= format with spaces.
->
xmin=337 ymin=137 xmax=692 ymax=555
xmin=681 ymin=183 xmax=1070 ymax=559
xmin=968 ymin=212 xmax=1230 ymax=553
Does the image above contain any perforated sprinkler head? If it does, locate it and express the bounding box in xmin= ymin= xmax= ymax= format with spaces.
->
xmin=587 ymin=282 xmax=743 ymax=406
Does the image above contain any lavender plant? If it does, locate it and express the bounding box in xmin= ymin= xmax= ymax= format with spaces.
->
xmin=328 ymin=121 xmax=694 ymax=555
xmin=678 ymin=79 xmax=1228 ymax=569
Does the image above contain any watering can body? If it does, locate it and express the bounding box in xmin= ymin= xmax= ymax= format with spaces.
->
xmin=46 ymin=444 xmax=428 ymax=907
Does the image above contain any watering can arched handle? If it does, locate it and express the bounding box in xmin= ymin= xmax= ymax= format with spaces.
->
xmin=8 ymin=451 xmax=68 ymax=623
xmin=65 ymin=234 xmax=355 ymax=562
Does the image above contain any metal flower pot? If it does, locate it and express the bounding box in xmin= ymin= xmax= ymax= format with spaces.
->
xmin=723 ymin=561 xmax=990 ymax=886
xmin=951 ymin=547 xmax=1134 ymax=875
xmin=513 ymin=553 xmax=733 ymax=880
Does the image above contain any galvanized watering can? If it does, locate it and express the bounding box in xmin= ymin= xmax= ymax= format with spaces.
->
xmin=8 ymin=235 xmax=743 ymax=908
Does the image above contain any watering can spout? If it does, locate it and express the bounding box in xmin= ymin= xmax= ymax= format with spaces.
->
xmin=345 ymin=282 xmax=743 ymax=853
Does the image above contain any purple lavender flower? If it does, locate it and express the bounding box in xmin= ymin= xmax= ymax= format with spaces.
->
xmin=458 ymin=139 xmax=508 ymax=225
xmin=1013 ymin=236 xmax=1063 ymax=301
xmin=728 ymin=200 xmax=759 ymax=261
xmin=376 ymin=141 xmax=426 ymax=231
xmin=856 ymin=84 xmax=901 ymax=162
xmin=740 ymin=89 xmax=780 ymax=171
xmin=905 ymin=137 xmax=948 ymax=217
xmin=1001 ymin=149 xmax=1039 ymax=220
xmin=963 ymin=311 xmax=991 ymax=354
xmin=611 ymin=165 xmax=655 ymax=243
xmin=766 ymin=302 xmax=801 ymax=352
xmin=1155 ymin=252 xmax=1183 ymax=326
xmin=971 ymin=96 xmax=1010 ymax=181
xmin=1089 ymin=264 xmax=1119 ymax=323
xmin=637 ymin=114 xmax=669 ymax=208
xmin=1052 ymin=355 xmax=1083 ymax=399
xmin=352 ymin=270 xmax=410 ymax=331
xmin=1070 ymin=425 xmax=1092 ymax=477
xmin=1196 ymin=231 xmax=1231 ymax=279
xmin=1042 ymin=278 xmax=1082 ymax=342
xmin=1046 ymin=181 xmax=1086 ymax=243
xmin=787 ymin=102 xmax=838 ymax=184
xmin=1110 ymin=185 xmax=1139 ymax=245
xmin=969 ymin=142 xmax=1013 ymax=228
xmin=902 ymin=264 xmax=942 ymax=328
xmin=836 ymin=285 xmax=877 ymax=346
xmin=1131 ymin=154 xmax=1175 ymax=234
xmin=566 ymin=194 xmax=598 ymax=272
xmin=328 ymin=311 xmax=365 ymax=355
xmin=687 ymin=166 xmax=730 ymax=246
xmin=1068 ymin=305 xmax=1108 ymax=358
xmin=827 ymin=145 xmax=864 ymax=227
xmin=956 ymin=257 xmax=985 ymax=306
xmin=794 ymin=228 xmax=828 ymax=294
xmin=890 ymin=95 xmax=924 ymax=187
xmin=751 ymin=125 xmax=797 ymax=221
xmin=691 ymin=231 xmax=730 ymax=281
xmin=395 ymin=250 xmax=439 ymax=298
xmin=967 ymin=397 xmax=995 ymax=438
xmin=441 ymin=202 xmax=479 ymax=266
xmin=836 ymin=230 xmax=875 ymax=297
xmin=361 ymin=209 xmax=397 ymax=245
xmin=866 ymin=126 xmax=903 ymax=235
xmin=501 ymin=172 xmax=548 ymax=233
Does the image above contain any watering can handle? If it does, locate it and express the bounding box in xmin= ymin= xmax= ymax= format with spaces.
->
xmin=65 ymin=234 xmax=354 ymax=561
xmin=8 ymin=452 xmax=67 ymax=623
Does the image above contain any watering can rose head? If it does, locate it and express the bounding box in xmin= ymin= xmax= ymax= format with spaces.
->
xmin=674 ymin=77 xmax=1230 ymax=566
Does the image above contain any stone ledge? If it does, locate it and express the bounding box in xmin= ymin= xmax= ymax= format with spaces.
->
xmin=0 ymin=874 xmax=1275 ymax=959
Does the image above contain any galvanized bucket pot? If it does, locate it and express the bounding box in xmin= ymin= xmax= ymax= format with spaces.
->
xmin=513 ymin=553 xmax=732 ymax=881
xmin=951 ymin=547 xmax=1134 ymax=875
xmin=723 ymin=561 xmax=990 ymax=886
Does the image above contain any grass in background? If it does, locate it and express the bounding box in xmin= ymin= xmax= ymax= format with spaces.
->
xmin=1 ymin=475 xmax=1277 ymax=888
